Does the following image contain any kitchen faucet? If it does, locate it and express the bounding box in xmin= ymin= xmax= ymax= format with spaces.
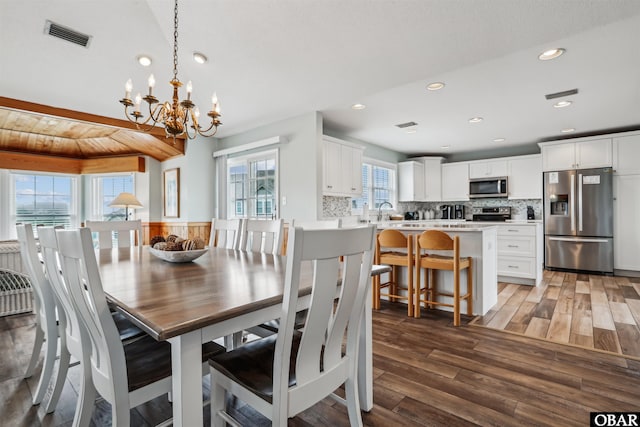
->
xmin=377 ymin=201 xmax=393 ymax=221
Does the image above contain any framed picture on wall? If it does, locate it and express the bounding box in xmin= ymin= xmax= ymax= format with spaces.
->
xmin=163 ymin=168 xmax=180 ymax=218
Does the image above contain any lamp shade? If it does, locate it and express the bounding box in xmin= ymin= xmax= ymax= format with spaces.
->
xmin=108 ymin=192 xmax=143 ymax=209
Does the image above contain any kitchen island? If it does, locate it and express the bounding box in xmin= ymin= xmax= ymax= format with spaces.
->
xmin=375 ymin=221 xmax=498 ymax=316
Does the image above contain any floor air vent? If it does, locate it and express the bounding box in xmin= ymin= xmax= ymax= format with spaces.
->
xmin=44 ymin=20 xmax=92 ymax=48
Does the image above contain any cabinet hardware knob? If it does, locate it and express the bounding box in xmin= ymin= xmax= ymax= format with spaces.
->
xmin=508 ymin=265 xmax=519 ymax=269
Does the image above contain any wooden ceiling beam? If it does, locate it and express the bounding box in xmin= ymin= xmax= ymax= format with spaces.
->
xmin=0 ymin=151 xmax=146 ymax=174
xmin=0 ymin=96 xmax=185 ymax=145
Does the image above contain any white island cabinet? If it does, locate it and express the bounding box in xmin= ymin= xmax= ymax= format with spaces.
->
xmin=376 ymin=223 xmax=497 ymax=315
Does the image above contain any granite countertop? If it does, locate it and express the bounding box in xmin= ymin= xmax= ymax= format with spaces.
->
xmin=375 ymin=221 xmax=497 ymax=232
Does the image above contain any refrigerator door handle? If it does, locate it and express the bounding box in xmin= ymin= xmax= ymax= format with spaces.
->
xmin=548 ymin=237 xmax=610 ymax=243
xmin=578 ymin=173 xmax=583 ymax=232
xmin=570 ymin=173 xmax=575 ymax=232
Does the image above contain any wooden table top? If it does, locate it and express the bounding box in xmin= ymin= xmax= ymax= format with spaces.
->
xmin=98 ymin=247 xmax=305 ymax=341
xmin=98 ymin=247 xmax=389 ymax=341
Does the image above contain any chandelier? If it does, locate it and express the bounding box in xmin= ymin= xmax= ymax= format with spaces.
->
xmin=119 ymin=0 xmax=221 ymax=140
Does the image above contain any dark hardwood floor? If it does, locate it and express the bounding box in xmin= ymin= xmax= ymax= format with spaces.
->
xmin=1 ymin=300 xmax=639 ymax=426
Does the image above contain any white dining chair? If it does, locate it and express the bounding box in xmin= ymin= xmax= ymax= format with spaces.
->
xmin=289 ymin=218 xmax=342 ymax=229
xmin=209 ymin=225 xmax=376 ymax=427
xmin=55 ymin=227 xmax=225 ymax=427
xmin=85 ymin=219 xmax=143 ymax=254
xmin=209 ymin=218 xmax=244 ymax=249
xmin=240 ymin=218 xmax=284 ymax=255
xmin=15 ymin=223 xmax=60 ymax=407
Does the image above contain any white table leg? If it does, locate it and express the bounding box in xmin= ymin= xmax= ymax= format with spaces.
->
xmin=169 ymin=330 xmax=204 ymax=427
xmin=358 ymin=284 xmax=373 ymax=411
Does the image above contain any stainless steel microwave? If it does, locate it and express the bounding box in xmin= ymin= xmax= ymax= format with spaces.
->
xmin=469 ymin=176 xmax=508 ymax=198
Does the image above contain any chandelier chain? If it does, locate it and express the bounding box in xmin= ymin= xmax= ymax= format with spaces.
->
xmin=173 ymin=0 xmax=179 ymax=80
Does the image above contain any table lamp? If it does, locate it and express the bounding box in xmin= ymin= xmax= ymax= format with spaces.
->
xmin=108 ymin=192 xmax=143 ymax=221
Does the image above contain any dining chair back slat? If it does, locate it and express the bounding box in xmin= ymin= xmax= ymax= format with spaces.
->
xmin=209 ymin=218 xmax=244 ymax=249
xmin=240 ymin=219 xmax=284 ymax=255
xmin=85 ymin=220 xmax=143 ymax=255
xmin=289 ymin=218 xmax=342 ymax=229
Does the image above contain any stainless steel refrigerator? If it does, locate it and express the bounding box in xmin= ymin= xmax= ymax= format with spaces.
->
xmin=544 ymin=167 xmax=613 ymax=273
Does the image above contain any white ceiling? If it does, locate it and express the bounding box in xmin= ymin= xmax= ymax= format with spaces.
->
xmin=2 ymin=0 xmax=640 ymax=159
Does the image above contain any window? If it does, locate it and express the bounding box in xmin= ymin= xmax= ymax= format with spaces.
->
xmin=227 ymin=150 xmax=278 ymax=219
xmin=11 ymin=172 xmax=79 ymax=234
xmin=90 ymin=174 xmax=135 ymax=220
xmin=352 ymin=160 xmax=396 ymax=212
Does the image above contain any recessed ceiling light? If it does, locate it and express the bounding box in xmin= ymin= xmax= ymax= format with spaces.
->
xmin=538 ymin=48 xmax=565 ymax=61
xmin=493 ymin=138 xmax=506 ymax=143
xmin=561 ymin=128 xmax=576 ymax=133
xmin=440 ymin=145 xmax=450 ymax=150
xmin=137 ymin=55 xmax=152 ymax=67
xmin=406 ymin=128 xmax=417 ymax=134
xmin=553 ymin=100 xmax=572 ymax=108
xmin=351 ymin=103 xmax=366 ymax=110
xmin=469 ymin=117 xmax=483 ymax=123
xmin=426 ymin=82 xmax=445 ymax=91
xmin=193 ymin=52 xmax=208 ymax=64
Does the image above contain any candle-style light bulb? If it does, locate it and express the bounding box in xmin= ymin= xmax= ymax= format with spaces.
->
xmin=214 ymin=100 xmax=221 ymax=114
xmin=186 ymin=81 xmax=193 ymax=100
xmin=125 ymin=79 xmax=133 ymax=99
xmin=134 ymin=93 xmax=142 ymax=113
xmin=193 ymin=106 xmax=200 ymax=125
xmin=211 ymin=92 xmax=218 ymax=112
xmin=147 ymin=74 xmax=155 ymax=95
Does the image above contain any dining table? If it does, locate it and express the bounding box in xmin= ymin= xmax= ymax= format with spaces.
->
xmin=96 ymin=245 xmax=387 ymax=427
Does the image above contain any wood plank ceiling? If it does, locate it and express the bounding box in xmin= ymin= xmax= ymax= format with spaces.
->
xmin=0 ymin=97 xmax=185 ymax=164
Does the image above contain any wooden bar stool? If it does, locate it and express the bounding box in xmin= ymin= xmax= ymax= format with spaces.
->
xmin=374 ymin=229 xmax=414 ymax=316
xmin=414 ymin=230 xmax=473 ymax=326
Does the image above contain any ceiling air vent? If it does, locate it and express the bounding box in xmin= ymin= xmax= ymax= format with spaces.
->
xmin=395 ymin=121 xmax=418 ymax=129
xmin=545 ymin=88 xmax=578 ymax=100
xmin=44 ymin=20 xmax=92 ymax=48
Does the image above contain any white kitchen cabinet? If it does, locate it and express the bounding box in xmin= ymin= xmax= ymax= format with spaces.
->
xmin=541 ymin=138 xmax=612 ymax=171
xmin=469 ymin=159 xmax=508 ymax=179
xmin=423 ymin=157 xmax=443 ymax=201
xmin=441 ymin=162 xmax=469 ymax=201
xmin=398 ymin=161 xmax=425 ymax=201
xmin=496 ymin=223 xmax=543 ymax=285
xmin=613 ymin=133 xmax=640 ymax=175
xmin=342 ymin=143 xmax=363 ymax=195
xmin=614 ymin=174 xmax=640 ymax=272
xmin=507 ymin=155 xmax=542 ymax=199
xmin=322 ymin=137 xmax=364 ymax=197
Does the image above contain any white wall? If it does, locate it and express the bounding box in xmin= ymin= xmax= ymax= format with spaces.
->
xmin=159 ymin=138 xmax=217 ymax=222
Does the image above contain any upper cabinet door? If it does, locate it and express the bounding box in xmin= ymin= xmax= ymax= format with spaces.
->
xmin=398 ymin=161 xmax=425 ymax=201
xmin=323 ymin=140 xmax=343 ymax=195
xmin=541 ymin=143 xmax=576 ymax=171
xmin=613 ymin=134 xmax=640 ymax=175
xmin=508 ymin=155 xmax=542 ymax=199
xmin=441 ymin=162 xmax=469 ymax=201
xmin=575 ymin=138 xmax=612 ymax=169
xmin=469 ymin=159 xmax=508 ymax=179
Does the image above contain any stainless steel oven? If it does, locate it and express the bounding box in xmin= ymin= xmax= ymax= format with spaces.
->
xmin=469 ymin=177 xmax=508 ymax=198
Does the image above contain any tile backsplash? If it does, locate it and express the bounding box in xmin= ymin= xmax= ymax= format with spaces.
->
xmin=398 ymin=199 xmax=543 ymax=221
xmin=323 ymin=195 xmax=542 ymax=221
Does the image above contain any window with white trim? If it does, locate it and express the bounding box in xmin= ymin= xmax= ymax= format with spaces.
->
xmin=352 ymin=160 xmax=396 ymax=212
xmin=10 ymin=172 xmax=79 ymax=236
xmin=90 ymin=174 xmax=135 ymax=220
xmin=227 ymin=150 xmax=278 ymax=219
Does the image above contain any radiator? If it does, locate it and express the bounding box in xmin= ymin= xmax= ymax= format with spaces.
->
xmin=0 ymin=241 xmax=33 ymax=316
